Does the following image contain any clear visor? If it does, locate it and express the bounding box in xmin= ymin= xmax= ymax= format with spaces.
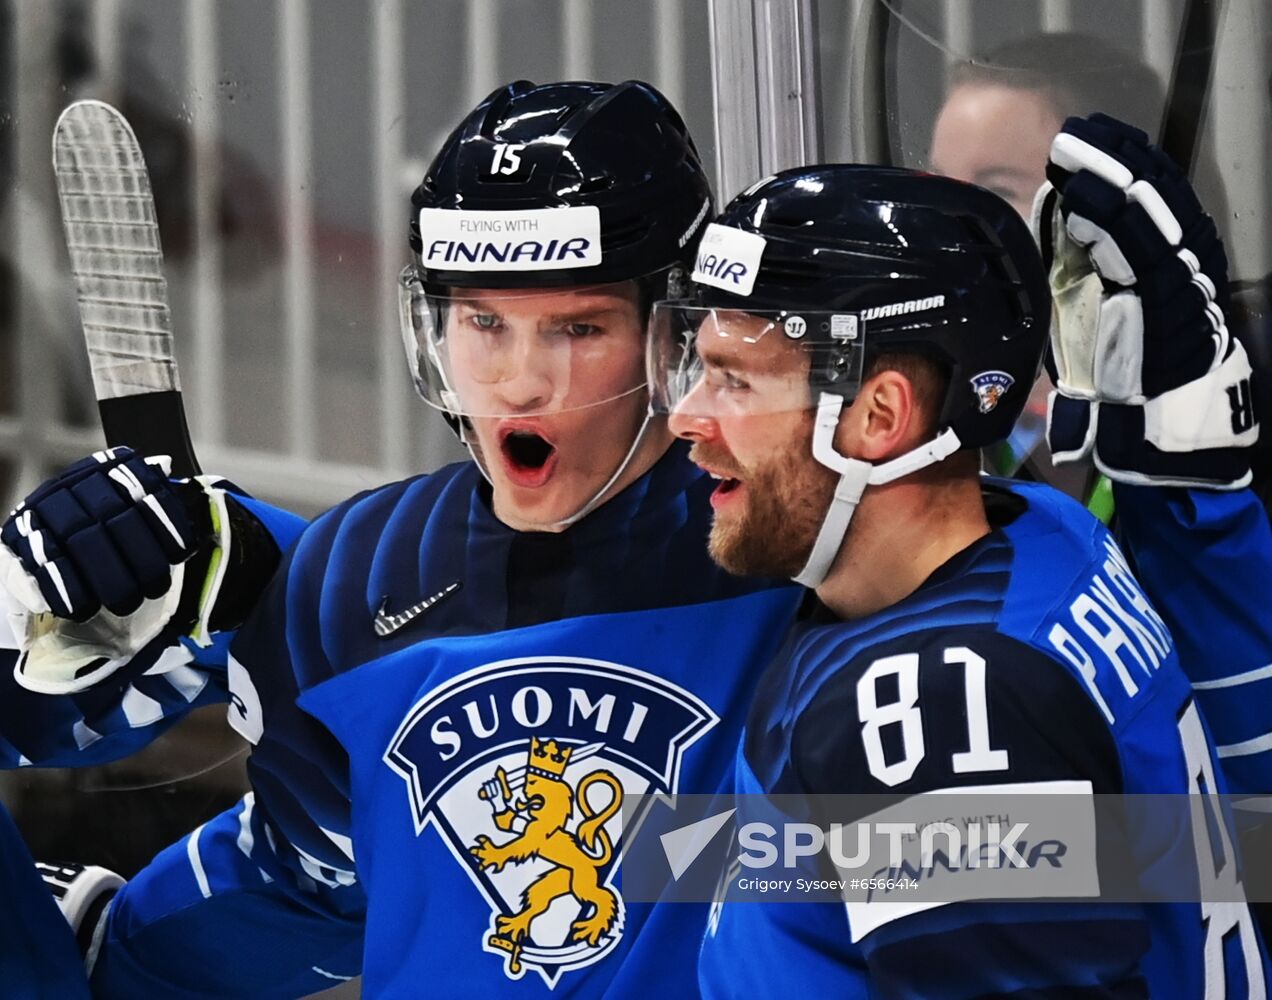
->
xmin=648 ymin=302 xmax=868 ymax=418
xmin=398 ymin=264 xmax=654 ymax=418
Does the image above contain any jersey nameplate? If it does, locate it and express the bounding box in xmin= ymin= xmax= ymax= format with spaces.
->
xmin=1046 ymin=537 xmax=1173 ymax=724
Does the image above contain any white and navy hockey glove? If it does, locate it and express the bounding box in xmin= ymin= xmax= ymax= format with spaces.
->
xmin=0 ymin=447 xmax=277 ymax=693
xmin=36 ymin=861 xmax=123 ymax=969
xmin=1033 ymin=113 xmax=1257 ymax=489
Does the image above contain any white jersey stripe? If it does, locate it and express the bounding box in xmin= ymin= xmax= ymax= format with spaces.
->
xmin=1217 ymin=730 xmax=1272 ymax=759
xmin=72 ymin=720 xmax=103 ymax=751
xmin=121 ymin=685 xmax=164 ymax=727
xmin=321 ymin=826 xmax=355 ymax=863
xmin=1192 ymin=662 xmax=1272 ymax=691
xmin=186 ymin=823 xmax=212 ymax=898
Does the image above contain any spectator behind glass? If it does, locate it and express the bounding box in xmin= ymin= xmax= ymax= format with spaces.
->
xmin=927 ymin=31 xmax=1242 ymax=493
xmin=930 ymin=33 xmax=1174 ymax=220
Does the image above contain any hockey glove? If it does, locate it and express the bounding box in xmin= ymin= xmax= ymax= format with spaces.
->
xmin=0 ymin=446 xmax=279 ymax=693
xmin=36 ymin=861 xmax=123 ymax=963
xmin=1032 ymin=112 xmax=1257 ymax=488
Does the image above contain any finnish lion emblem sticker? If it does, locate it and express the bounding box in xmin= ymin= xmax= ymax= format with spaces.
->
xmin=970 ymin=370 xmax=1015 ymax=414
xmin=383 ymin=657 xmax=718 ymax=986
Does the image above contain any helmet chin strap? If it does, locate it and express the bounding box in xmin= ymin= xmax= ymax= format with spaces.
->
xmin=793 ymin=392 xmax=963 ymax=588
xmin=551 ymin=405 xmax=658 ymax=528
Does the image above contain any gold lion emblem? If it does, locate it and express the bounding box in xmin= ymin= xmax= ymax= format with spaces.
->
xmin=469 ymin=737 xmax=624 ymax=976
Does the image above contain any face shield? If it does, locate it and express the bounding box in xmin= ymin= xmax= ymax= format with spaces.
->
xmin=399 ymin=266 xmax=654 ymax=420
xmin=400 ymin=265 xmax=675 ymax=530
xmin=651 ymin=299 xmax=957 ymax=589
xmin=648 ymin=301 xmax=867 ymax=421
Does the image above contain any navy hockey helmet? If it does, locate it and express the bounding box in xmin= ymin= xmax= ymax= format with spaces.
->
xmin=401 ymin=79 xmax=713 ymax=418
xmin=408 ymin=79 xmax=712 ymax=291
xmin=677 ymin=164 xmax=1050 ymax=450
xmin=650 ymin=165 xmax=1049 ymax=587
xmin=398 ymin=80 xmax=713 ymax=530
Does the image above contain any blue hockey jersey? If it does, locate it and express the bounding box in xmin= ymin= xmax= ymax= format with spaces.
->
xmin=7 ymin=464 xmax=1269 ymax=996
xmin=1114 ymin=484 xmax=1272 ymax=796
xmin=700 ymin=481 xmax=1270 ymax=1000
xmin=98 ymin=442 xmax=804 ymax=997
xmin=0 ymin=793 xmax=90 ymax=999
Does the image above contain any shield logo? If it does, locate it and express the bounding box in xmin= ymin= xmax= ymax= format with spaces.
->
xmin=970 ymin=370 xmax=1015 ymax=414
xmin=383 ymin=657 xmax=717 ymax=986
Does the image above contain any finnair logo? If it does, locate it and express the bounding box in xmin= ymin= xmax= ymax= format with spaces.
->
xmin=418 ymin=206 xmax=602 ymax=272
xmin=861 ymin=294 xmax=946 ymax=322
xmin=693 ymin=223 xmax=766 ymax=297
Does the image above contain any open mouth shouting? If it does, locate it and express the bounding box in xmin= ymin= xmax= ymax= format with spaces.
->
xmin=497 ymin=422 xmax=559 ymax=488
xmin=705 ymin=472 xmax=744 ymax=509
xmin=690 ymin=452 xmax=746 ymax=510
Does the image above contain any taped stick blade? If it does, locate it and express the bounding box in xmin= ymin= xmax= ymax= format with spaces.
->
xmin=53 ymin=100 xmax=200 ymax=476
xmin=52 ymin=100 xmax=180 ymax=401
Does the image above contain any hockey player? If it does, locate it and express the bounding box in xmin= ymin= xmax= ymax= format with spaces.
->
xmin=0 ymin=80 xmax=803 ymax=997
xmin=651 ymin=164 xmax=1270 ymax=996
xmin=0 ymin=576 xmax=189 ymax=997
xmin=1037 ymin=110 xmax=1272 ymax=933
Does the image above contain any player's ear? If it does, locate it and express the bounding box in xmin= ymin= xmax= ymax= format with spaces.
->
xmin=834 ymin=369 xmax=920 ymax=461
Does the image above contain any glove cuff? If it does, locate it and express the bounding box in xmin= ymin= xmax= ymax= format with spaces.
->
xmin=177 ymin=480 xmax=282 ymax=644
xmin=35 ymin=860 xmax=123 ymax=964
xmin=206 ymin=489 xmax=283 ymax=634
xmin=1047 ymin=392 xmax=1097 ymax=465
xmin=1142 ymin=340 xmax=1258 ymax=452
xmin=1094 ymin=401 xmax=1253 ymax=490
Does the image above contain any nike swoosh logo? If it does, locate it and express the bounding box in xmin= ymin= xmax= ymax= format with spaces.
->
xmin=374 ymin=582 xmax=461 ymax=638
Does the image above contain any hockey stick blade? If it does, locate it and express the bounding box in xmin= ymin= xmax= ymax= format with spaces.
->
xmin=52 ymin=99 xmax=201 ymax=477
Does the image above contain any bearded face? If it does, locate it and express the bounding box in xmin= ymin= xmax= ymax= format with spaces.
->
xmin=689 ymin=415 xmax=838 ymax=579
xmin=662 ymin=310 xmax=839 ymax=579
